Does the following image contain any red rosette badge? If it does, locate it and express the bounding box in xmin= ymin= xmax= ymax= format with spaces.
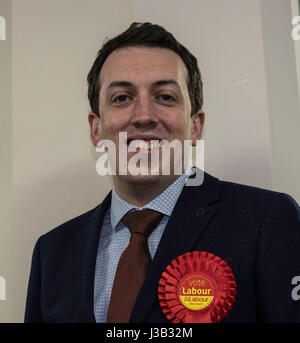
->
xmin=158 ymin=251 xmax=236 ymax=323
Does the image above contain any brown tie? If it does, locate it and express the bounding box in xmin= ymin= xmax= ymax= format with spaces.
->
xmin=106 ymin=209 xmax=164 ymax=323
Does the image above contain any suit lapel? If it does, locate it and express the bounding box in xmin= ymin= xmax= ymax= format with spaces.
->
xmin=75 ymin=191 xmax=112 ymax=322
xmin=130 ymin=171 xmax=220 ymax=323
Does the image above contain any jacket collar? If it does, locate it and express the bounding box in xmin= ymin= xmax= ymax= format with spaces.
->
xmin=75 ymin=191 xmax=112 ymax=322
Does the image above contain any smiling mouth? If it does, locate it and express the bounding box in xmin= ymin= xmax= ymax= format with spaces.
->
xmin=127 ymin=139 xmax=164 ymax=150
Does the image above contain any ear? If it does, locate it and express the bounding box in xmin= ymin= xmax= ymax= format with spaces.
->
xmin=88 ymin=111 xmax=102 ymax=147
xmin=191 ymin=110 xmax=205 ymax=146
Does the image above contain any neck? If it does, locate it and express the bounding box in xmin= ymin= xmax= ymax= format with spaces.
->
xmin=112 ymin=174 xmax=181 ymax=208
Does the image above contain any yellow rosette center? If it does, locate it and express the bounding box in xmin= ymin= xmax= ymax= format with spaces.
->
xmin=178 ymin=273 xmax=215 ymax=311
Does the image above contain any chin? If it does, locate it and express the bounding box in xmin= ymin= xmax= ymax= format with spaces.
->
xmin=128 ymin=174 xmax=161 ymax=185
xmin=122 ymin=170 xmax=180 ymax=188
xmin=125 ymin=168 xmax=162 ymax=184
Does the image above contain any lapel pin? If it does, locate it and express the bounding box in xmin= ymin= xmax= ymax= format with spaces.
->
xmin=193 ymin=208 xmax=206 ymax=216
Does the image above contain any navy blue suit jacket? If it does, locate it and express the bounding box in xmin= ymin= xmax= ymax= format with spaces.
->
xmin=24 ymin=172 xmax=300 ymax=322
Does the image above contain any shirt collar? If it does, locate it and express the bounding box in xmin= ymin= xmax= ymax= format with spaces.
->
xmin=110 ymin=169 xmax=191 ymax=232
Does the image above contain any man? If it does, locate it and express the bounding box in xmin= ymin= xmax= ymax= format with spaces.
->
xmin=24 ymin=22 xmax=300 ymax=323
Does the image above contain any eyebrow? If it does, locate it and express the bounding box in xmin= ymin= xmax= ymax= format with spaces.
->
xmin=107 ymin=79 xmax=181 ymax=91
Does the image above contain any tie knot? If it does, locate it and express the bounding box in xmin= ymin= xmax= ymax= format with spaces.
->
xmin=121 ymin=209 xmax=164 ymax=238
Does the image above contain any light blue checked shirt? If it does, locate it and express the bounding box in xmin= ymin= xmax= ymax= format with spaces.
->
xmin=94 ymin=172 xmax=190 ymax=322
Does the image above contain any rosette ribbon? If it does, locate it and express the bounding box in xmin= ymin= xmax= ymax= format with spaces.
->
xmin=158 ymin=251 xmax=236 ymax=323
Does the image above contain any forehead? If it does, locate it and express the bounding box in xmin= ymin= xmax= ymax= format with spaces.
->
xmin=99 ymin=46 xmax=188 ymax=89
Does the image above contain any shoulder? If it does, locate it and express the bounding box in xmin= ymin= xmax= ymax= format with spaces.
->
xmin=36 ymin=205 xmax=99 ymax=248
xmin=46 ymin=205 xmax=100 ymax=236
xmin=38 ymin=191 xmax=112 ymax=245
xmin=220 ymin=178 xmax=278 ymax=200
xmin=219 ymin=178 xmax=299 ymax=211
xmin=195 ymin=171 xmax=300 ymax=221
xmin=215 ymin=178 xmax=300 ymax=231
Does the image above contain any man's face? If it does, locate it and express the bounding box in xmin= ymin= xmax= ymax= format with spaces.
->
xmin=89 ymin=46 xmax=204 ymax=186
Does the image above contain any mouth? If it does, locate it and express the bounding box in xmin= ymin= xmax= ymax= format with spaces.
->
xmin=127 ymin=137 xmax=164 ymax=151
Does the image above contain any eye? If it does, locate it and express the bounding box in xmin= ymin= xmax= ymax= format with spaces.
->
xmin=112 ymin=94 xmax=132 ymax=104
xmin=157 ymin=94 xmax=176 ymax=103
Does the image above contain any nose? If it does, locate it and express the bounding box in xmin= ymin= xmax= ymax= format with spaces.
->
xmin=131 ymin=96 xmax=158 ymax=128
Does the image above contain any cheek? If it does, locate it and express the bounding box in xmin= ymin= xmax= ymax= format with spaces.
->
xmin=167 ymin=113 xmax=190 ymax=136
xmin=102 ymin=116 xmax=126 ymax=136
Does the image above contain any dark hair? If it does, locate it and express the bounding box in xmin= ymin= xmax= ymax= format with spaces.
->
xmin=87 ymin=22 xmax=203 ymax=117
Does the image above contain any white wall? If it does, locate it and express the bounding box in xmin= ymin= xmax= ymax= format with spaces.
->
xmin=291 ymin=0 xmax=300 ymax=102
xmin=261 ymin=0 xmax=300 ymax=200
xmin=1 ymin=0 xmax=299 ymax=322
xmin=0 ymin=0 xmax=12 ymax=323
